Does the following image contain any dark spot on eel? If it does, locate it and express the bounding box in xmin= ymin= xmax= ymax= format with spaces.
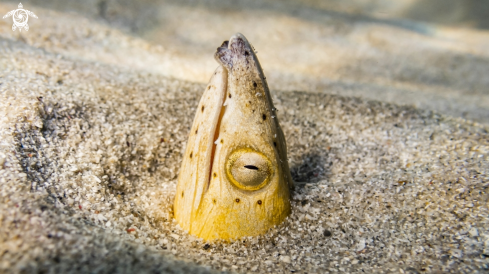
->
xmin=181 ymin=192 xmax=184 ymax=197
xmin=213 ymin=172 xmax=217 ymax=178
xmin=262 ymin=114 xmax=266 ymax=120
xmin=201 ymin=106 xmax=205 ymax=112
xmin=257 ymin=200 xmax=262 ymax=205
xmin=229 ymin=93 xmax=232 ymax=98
xmin=273 ymin=142 xmax=277 ymax=147
xmin=190 ymin=152 xmax=193 ymax=158
xmin=253 ymin=82 xmax=257 ymax=88
xmin=235 ymin=198 xmax=240 ymax=203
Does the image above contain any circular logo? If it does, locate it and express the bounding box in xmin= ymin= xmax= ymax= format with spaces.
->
xmin=13 ymin=9 xmax=28 ymax=28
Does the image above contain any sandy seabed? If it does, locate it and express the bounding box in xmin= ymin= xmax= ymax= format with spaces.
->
xmin=1 ymin=1 xmax=489 ymax=273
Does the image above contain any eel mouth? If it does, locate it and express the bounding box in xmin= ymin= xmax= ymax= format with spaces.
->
xmin=215 ymin=40 xmax=232 ymax=69
xmin=207 ymin=79 xmax=227 ymax=192
xmin=207 ymin=33 xmax=255 ymax=192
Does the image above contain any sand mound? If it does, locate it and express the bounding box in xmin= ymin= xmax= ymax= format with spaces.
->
xmin=1 ymin=37 xmax=488 ymax=273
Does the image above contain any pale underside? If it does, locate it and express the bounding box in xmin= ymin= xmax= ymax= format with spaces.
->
xmin=174 ymin=34 xmax=292 ymax=240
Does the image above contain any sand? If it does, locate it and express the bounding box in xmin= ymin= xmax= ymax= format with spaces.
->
xmin=0 ymin=1 xmax=488 ymax=273
xmin=2 ymin=0 xmax=489 ymax=123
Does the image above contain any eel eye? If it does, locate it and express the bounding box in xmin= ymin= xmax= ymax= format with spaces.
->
xmin=226 ymin=148 xmax=272 ymax=191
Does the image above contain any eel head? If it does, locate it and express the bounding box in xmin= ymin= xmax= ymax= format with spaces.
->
xmin=174 ymin=33 xmax=292 ymax=240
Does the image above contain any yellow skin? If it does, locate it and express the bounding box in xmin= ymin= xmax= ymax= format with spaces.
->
xmin=174 ymin=33 xmax=292 ymax=240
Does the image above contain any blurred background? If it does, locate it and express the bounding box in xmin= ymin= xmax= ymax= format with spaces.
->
xmin=1 ymin=0 xmax=489 ymax=123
